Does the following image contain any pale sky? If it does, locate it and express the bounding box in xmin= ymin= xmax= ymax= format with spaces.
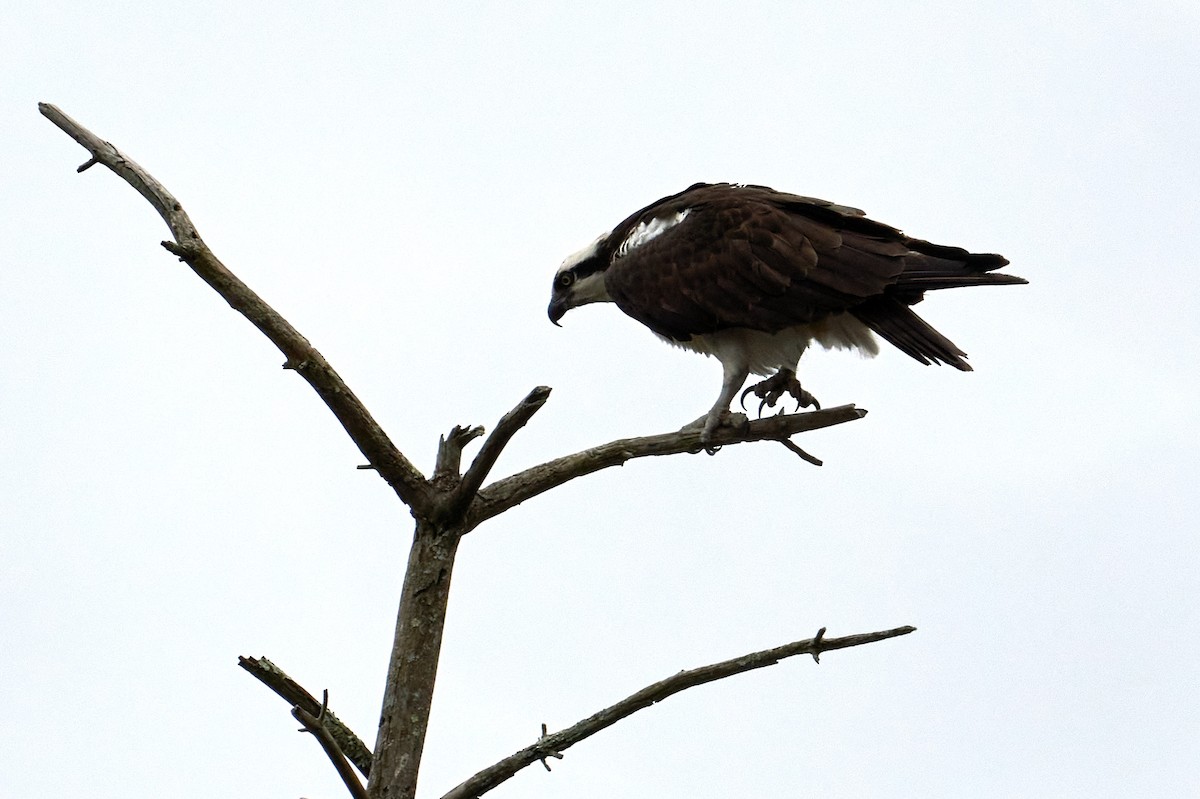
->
xmin=4 ymin=3 xmax=1199 ymax=797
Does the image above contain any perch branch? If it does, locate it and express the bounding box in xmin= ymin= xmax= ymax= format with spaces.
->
xmin=238 ymin=656 xmax=373 ymax=777
xmin=38 ymin=102 xmax=433 ymax=516
xmin=293 ymin=690 xmax=369 ymax=799
xmin=463 ymin=404 xmax=866 ymax=531
xmin=441 ymin=624 xmax=916 ymax=799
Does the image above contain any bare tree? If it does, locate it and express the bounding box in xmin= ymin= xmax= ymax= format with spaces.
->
xmin=39 ymin=103 xmax=915 ymax=799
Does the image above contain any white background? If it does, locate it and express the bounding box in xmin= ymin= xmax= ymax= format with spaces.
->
xmin=4 ymin=3 xmax=1198 ymax=797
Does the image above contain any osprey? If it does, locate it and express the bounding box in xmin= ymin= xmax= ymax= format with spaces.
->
xmin=548 ymin=183 xmax=1025 ymax=442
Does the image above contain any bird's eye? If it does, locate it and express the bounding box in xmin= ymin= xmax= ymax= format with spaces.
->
xmin=557 ymin=272 xmax=575 ymax=288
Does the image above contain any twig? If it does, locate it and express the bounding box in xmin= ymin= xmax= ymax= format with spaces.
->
xmin=810 ymin=627 xmax=827 ymax=663
xmin=778 ymin=439 xmax=823 ymax=466
xmin=238 ymin=656 xmax=373 ymax=777
xmin=434 ymin=425 xmax=486 ymax=482
xmin=462 ymin=404 xmax=866 ymax=531
xmin=440 ymin=624 xmax=915 ymax=799
xmin=293 ymin=690 xmax=369 ymax=799
xmin=38 ymin=102 xmax=434 ymax=517
xmin=535 ymin=723 xmax=563 ymax=772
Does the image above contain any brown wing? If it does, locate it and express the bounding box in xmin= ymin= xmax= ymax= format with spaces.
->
xmin=602 ymin=184 xmax=908 ymax=341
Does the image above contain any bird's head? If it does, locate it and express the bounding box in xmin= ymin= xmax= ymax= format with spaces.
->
xmin=547 ymin=234 xmax=613 ymax=326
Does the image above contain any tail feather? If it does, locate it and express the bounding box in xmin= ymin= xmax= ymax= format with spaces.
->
xmin=891 ymin=240 xmax=1026 ymax=300
xmin=851 ymin=243 xmax=1023 ymax=369
xmin=897 ymin=271 xmax=1028 ymax=292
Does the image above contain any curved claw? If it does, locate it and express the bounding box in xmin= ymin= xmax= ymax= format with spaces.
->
xmin=739 ymin=385 xmax=755 ymax=412
xmin=741 ymin=372 xmax=822 ymax=418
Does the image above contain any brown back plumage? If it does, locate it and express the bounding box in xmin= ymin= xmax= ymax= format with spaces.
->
xmin=601 ymin=183 xmax=1024 ymax=369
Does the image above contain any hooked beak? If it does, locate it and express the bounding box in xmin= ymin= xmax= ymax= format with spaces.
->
xmin=547 ymin=297 xmax=566 ymax=327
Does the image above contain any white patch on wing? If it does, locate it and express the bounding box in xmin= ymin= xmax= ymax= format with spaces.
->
xmin=616 ymin=209 xmax=691 ymax=258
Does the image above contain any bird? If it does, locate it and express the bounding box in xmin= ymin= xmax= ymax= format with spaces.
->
xmin=547 ymin=182 xmax=1026 ymax=443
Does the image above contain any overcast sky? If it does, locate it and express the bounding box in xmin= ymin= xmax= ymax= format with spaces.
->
xmin=4 ymin=3 xmax=1199 ymax=798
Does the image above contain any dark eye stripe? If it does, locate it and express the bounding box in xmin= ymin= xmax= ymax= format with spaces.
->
xmin=569 ymin=258 xmax=607 ymax=280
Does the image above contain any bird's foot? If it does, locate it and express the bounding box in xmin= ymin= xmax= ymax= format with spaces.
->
xmin=684 ymin=409 xmax=748 ymax=453
xmin=739 ymin=370 xmax=820 ymax=416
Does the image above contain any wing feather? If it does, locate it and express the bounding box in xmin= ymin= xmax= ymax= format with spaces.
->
xmin=603 ymin=188 xmax=900 ymax=340
xmin=850 ymin=296 xmax=972 ymax=369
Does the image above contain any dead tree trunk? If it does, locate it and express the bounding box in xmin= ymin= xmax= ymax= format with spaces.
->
xmin=40 ymin=102 xmax=915 ymax=799
xmin=371 ymin=523 xmax=460 ymax=799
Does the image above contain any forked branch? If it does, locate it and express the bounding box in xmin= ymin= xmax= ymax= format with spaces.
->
xmin=293 ymin=690 xmax=369 ymax=799
xmin=441 ymin=624 xmax=916 ymax=799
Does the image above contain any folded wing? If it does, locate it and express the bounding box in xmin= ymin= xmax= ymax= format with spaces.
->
xmin=602 ymin=183 xmax=1024 ymax=369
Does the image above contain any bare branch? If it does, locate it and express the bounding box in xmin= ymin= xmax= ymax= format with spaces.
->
xmin=443 ymin=386 xmax=551 ymax=520
xmin=40 ymin=103 xmax=191 ymax=233
xmin=294 ymin=690 xmax=369 ymax=799
xmin=38 ymin=103 xmax=433 ymax=516
xmin=463 ymin=404 xmax=866 ymax=531
xmin=441 ymin=624 xmax=915 ymax=799
xmin=238 ymin=656 xmax=373 ymax=777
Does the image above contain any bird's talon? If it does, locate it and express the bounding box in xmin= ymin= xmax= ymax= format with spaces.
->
xmin=739 ymin=386 xmax=754 ymax=412
xmin=741 ymin=370 xmax=820 ymax=419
